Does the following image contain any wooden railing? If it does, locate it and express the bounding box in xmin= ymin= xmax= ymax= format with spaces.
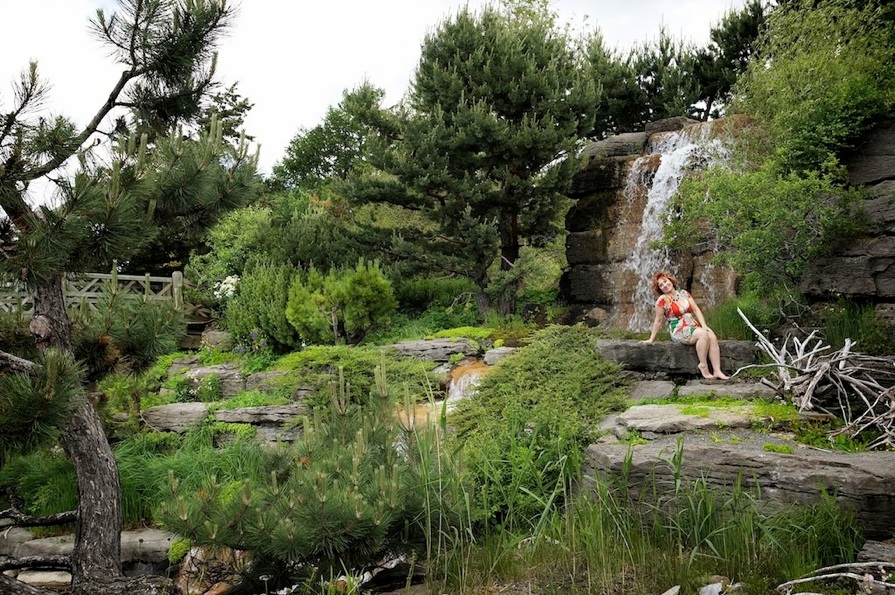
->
xmin=0 ymin=269 xmax=204 ymax=316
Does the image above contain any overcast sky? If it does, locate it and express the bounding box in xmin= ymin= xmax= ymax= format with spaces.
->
xmin=2 ymin=0 xmax=745 ymax=181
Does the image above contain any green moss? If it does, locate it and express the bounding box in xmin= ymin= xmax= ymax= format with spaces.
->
xmin=210 ymin=422 xmax=256 ymax=439
xmin=167 ymin=537 xmax=192 ymax=564
xmin=212 ymin=390 xmax=290 ymax=411
xmin=763 ymin=443 xmax=794 ymax=454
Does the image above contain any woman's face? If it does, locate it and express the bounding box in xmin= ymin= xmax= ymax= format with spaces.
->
xmin=657 ymin=276 xmax=674 ymax=294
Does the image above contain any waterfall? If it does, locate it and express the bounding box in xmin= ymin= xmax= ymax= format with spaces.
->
xmin=625 ymin=125 xmax=730 ymax=331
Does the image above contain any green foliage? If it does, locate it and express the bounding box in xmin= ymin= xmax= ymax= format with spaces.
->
xmin=349 ymin=3 xmax=600 ymax=314
xmin=167 ymin=537 xmax=192 ymax=565
xmin=271 ymin=85 xmax=384 ymax=190
xmin=0 ymin=306 xmax=37 ymax=362
xmin=286 ymin=260 xmax=397 ymax=345
xmin=392 ymin=275 xmax=477 ymax=314
xmin=361 ymin=306 xmax=483 ymax=346
xmin=705 ymin=292 xmax=781 ymax=340
xmin=70 ymin=288 xmax=186 ymax=380
xmin=0 ymin=350 xmax=85 ymax=456
xmin=669 ymin=165 xmax=865 ymax=296
xmin=820 ymin=298 xmax=895 ymax=355
xmin=225 ymin=263 xmax=300 ymax=353
xmin=0 ymin=449 xmax=77 ymax=523
xmin=212 ymin=390 xmax=290 ymax=410
xmin=159 ymin=366 xmax=466 ymax=584
xmin=275 ymin=345 xmax=437 ymax=406
xmin=732 ymin=0 xmax=895 ymax=174
xmin=763 ymin=442 xmax=794 ymax=454
xmin=451 ymin=325 xmax=629 ymax=526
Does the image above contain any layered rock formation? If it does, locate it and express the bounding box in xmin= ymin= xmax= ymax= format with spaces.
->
xmin=562 ymin=117 xmax=738 ymax=331
xmin=802 ymin=119 xmax=895 ymax=314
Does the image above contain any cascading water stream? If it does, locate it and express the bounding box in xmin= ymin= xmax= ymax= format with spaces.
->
xmin=625 ymin=125 xmax=730 ymax=331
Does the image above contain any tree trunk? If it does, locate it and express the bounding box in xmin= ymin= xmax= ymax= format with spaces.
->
xmin=497 ymin=210 xmax=520 ymax=316
xmin=30 ymin=276 xmax=125 ymax=595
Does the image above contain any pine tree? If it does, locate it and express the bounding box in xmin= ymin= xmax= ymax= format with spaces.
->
xmin=349 ymin=3 xmax=600 ymax=315
xmin=0 ymin=2 xmax=257 ymax=593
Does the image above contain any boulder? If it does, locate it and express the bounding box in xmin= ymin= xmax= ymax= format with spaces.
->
xmin=201 ymin=329 xmax=234 ymax=351
xmin=645 ymin=116 xmax=698 ymax=135
xmin=579 ymin=132 xmax=648 ymax=160
xmin=214 ymin=404 xmax=308 ymax=425
xmin=183 ymin=363 xmax=246 ymax=398
xmin=142 ymin=402 xmax=209 ymax=433
xmin=387 ymin=338 xmax=478 ymax=362
xmin=568 ymin=156 xmax=632 ymax=196
xmin=483 ymin=347 xmax=516 ymax=365
xmin=595 ymin=340 xmax=758 ymax=375
xmin=583 ymin=440 xmax=895 ymax=539
xmin=845 ymin=119 xmax=895 ymax=186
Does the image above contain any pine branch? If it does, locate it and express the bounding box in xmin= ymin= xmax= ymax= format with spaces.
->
xmin=0 ymin=350 xmax=38 ymax=374
xmin=0 ymin=556 xmax=71 ymax=572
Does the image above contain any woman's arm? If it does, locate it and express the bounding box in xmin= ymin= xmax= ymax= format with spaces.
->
xmin=642 ymin=303 xmax=665 ymax=343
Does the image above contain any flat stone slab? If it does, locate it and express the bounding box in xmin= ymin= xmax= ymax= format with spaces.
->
xmin=616 ymin=404 xmax=758 ymax=434
xmin=628 ymin=380 xmax=676 ymax=401
xmin=214 ymin=403 xmax=308 ymax=425
xmin=596 ymin=339 xmax=758 ymax=375
xmin=584 ymin=439 xmax=895 ymax=539
xmin=386 ymin=338 xmax=478 ymax=362
xmin=14 ymin=529 xmax=173 ymax=564
xmin=678 ymin=380 xmax=778 ymax=399
xmin=142 ymin=402 xmax=209 ymax=433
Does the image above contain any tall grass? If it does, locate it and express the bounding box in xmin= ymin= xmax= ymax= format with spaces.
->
xmin=426 ymin=458 xmax=861 ymax=594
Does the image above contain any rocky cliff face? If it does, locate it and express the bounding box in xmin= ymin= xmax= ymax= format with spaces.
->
xmin=564 ymin=116 xmax=895 ymax=329
xmin=801 ymin=119 xmax=895 ymax=318
xmin=561 ymin=117 xmax=738 ymax=331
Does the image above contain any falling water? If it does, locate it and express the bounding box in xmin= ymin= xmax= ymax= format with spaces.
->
xmin=626 ymin=125 xmax=730 ymax=331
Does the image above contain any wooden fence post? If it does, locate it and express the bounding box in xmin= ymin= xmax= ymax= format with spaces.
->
xmin=172 ymin=271 xmax=183 ymax=311
xmin=144 ymin=273 xmax=151 ymax=302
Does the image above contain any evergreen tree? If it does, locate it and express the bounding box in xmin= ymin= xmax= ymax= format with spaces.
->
xmin=0 ymin=2 xmax=257 ymax=593
xmin=349 ymin=4 xmax=599 ymax=314
xmin=271 ymin=85 xmax=384 ymax=191
xmin=692 ymin=0 xmax=766 ymax=120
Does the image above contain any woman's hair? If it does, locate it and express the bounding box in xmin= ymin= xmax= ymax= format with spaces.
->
xmin=651 ymin=270 xmax=678 ymax=297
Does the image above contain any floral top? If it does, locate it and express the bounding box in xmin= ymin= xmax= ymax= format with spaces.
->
xmin=657 ymin=290 xmax=701 ymax=343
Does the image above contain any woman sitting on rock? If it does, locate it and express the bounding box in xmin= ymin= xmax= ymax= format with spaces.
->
xmin=641 ymin=270 xmax=729 ymax=380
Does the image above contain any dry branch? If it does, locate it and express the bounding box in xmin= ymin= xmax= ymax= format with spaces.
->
xmin=737 ymin=308 xmax=895 ymax=449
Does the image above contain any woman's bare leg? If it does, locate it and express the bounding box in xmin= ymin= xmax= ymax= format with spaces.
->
xmin=707 ymin=331 xmax=729 ymax=379
xmin=690 ymin=329 xmax=713 ymax=378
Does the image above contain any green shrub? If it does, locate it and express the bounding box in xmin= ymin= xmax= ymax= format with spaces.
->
xmin=286 ymin=259 xmax=397 ymax=345
xmin=670 ymin=165 xmax=864 ymax=296
xmin=732 ymin=0 xmax=895 ymax=175
xmin=274 ymin=345 xmax=437 ymax=406
xmin=158 ymin=367 xmax=466 ymax=587
xmin=451 ymin=325 xmax=629 ymax=527
xmin=225 ymin=263 xmax=300 ymax=353
xmin=393 ymin=275 xmax=476 ymax=313
xmin=705 ymin=292 xmax=780 ymax=341
xmin=820 ymin=298 xmax=894 ymax=355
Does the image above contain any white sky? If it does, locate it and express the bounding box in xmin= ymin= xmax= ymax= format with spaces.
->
xmin=1 ymin=0 xmax=745 ymax=181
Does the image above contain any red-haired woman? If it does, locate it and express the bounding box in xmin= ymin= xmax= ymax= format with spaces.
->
xmin=642 ymin=270 xmax=729 ymax=380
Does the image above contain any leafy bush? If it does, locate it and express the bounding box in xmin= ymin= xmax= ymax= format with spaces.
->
xmin=225 ymin=263 xmax=300 ymax=353
xmin=669 ymin=165 xmax=865 ymax=296
xmin=451 ymin=325 xmax=629 ymax=527
xmin=71 ymin=290 xmax=185 ymax=380
xmin=285 ymin=259 xmax=397 ymax=345
xmin=393 ymin=275 xmax=477 ymax=313
xmin=732 ymin=0 xmax=895 ymax=175
xmin=705 ymin=291 xmax=781 ymax=340
xmin=274 ymin=345 xmax=437 ymax=407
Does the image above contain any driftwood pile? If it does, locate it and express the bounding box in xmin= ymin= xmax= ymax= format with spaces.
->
xmin=736 ymin=308 xmax=895 ymax=450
